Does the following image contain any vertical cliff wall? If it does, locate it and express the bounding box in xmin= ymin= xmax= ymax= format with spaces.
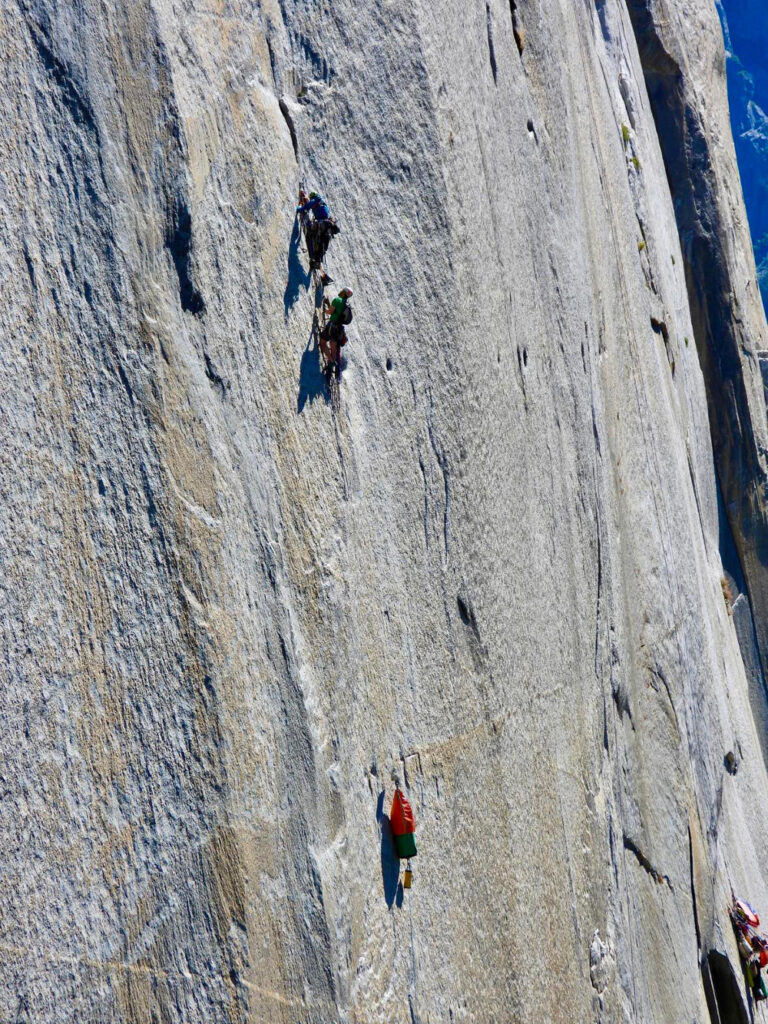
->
xmin=2 ymin=0 xmax=768 ymax=1021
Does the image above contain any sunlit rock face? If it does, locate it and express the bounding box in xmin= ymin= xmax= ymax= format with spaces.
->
xmin=2 ymin=1 xmax=768 ymax=1022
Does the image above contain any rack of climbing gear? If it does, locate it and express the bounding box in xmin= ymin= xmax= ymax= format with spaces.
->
xmin=390 ymin=788 xmax=417 ymax=889
xmin=730 ymin=893 xmax=768 ymax=1001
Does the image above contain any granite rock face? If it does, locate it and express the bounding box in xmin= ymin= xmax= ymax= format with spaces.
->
xmin=2 ymin=1 xmax=768 ymax=1022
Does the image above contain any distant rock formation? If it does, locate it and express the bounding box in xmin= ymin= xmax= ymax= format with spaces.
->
xmin=717 ymin=0 xmax=768 ymax=313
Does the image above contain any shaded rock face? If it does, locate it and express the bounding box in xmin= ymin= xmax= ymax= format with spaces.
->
xmin=2 ymin=1 xmax=768 ymax=1022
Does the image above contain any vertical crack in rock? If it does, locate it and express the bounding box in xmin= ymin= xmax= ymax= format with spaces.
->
xmin=418 ymin=454 xmax=430 ymax=548
xmin=278 ymin=96 xmax=300 ymax=160
xmin=460 ymin=593 xmax=479 ymax=630
xmin=646 ymin=660 xmax=681 ymax=736
xmin=649 ymin=316 xmax=669 ymax=344
xmin=594 ymin=505 xmax=604 ymax=675
xmin=166 ymin=198 xmax=206 ymax=315
xmin=115 ymin=359 xmax=135 ymax=406
xmin=22 ymin=242 xmax=36 ymax=291
xmin=146 ymin=26 xmax=207 ymax=319
xmin=21 ymin=8 xmax=100 ymax=139
xmin=19 ymin=3 xmax=107 ymax=198
xmin=269 ymin=4 xmax=334 ymax=92
xmin=622 ymin=834 xmax=674 ymax=891
xmin=508 ymin=0 xmax=524 ymax=55
xmin=426 ymin=408 xmax=450 ymax=558
xmin=203 ymin=352 xmax=228 ymax=397
xmin=486 ymin=2 xmax=498 ymax=83
xmin=265 ymin=34 xmax=279 ymax=89
xmin=687 ymin=825 xmax=702 ymax=953
xmin=612 ymin=663 xmax=633 ymax=727
xmin=456 ymin=593 xmax=488 ymax=671
xmin=687 ymin=451 xmax=705 ymax=538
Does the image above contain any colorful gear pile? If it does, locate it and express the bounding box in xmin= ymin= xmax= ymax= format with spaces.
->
xmin=730 ymin=896 xmax=768 ymax=1001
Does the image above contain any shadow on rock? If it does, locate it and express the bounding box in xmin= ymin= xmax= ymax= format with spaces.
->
xmin=284 ymin=217 xmax=311 ymax=315
xmin=297 ymin=321 xmax=326 ymax=413
xmin=377 ymin=790 xmax=400 ymax=908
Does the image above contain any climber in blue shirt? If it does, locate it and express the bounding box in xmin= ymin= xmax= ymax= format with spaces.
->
xmin=297 ymin=191 xmax=330 ymax=221
xmin=296 ymin=189 xmax=339 ymax=273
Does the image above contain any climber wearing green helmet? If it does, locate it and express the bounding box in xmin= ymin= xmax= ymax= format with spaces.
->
xmin=319 ymin=287 xmax=353 ymax=372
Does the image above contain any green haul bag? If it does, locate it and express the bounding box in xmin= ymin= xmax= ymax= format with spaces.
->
xmin=394 ymin=832 xmax=417 ymax=859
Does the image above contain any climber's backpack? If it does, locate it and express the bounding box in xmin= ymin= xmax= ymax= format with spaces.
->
xmin=340 ymin=304 xmax=352 ymax=325
xmin=329 ymin=219 xmax=341 ymax=236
